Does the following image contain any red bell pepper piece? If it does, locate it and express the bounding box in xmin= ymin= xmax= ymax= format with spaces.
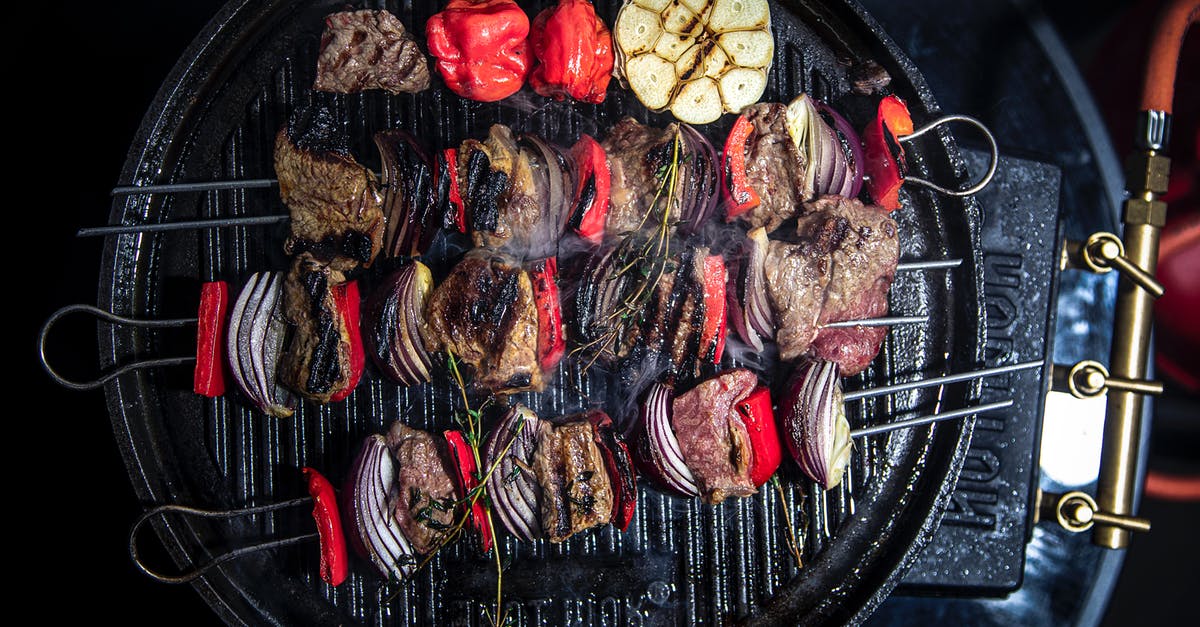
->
xmin=587 ymin=411 xmax=638 ymax=532
xmin=567 ymin=134 xmax=611 ymax=242
xmin=736 ymin=386 xmax=782 ymax=487
xmin=301 ymin=467 xmax=349 ymax=586
xmin=699 ymin=255 xmax=728 ymax=365
xmin=329 ymin=281 xmax=364 ymax=403
xmin=862 ymin=95 xmax=915 ymax=211
xmin=722 ymin=114 xmax=762 ymax=220
xmin=426 ymin=0 xmax=531 ymax=102
xmin=439 ymin=148 xmax=466 ymax=233
xmin=530 ymin=257 xmax=566 ymax=372
xmin=529 ymin=0 xmax=613 ymax=104
xmin=443 ymin=430 xmax=493 ymax=554
xmin=194 ymin=281 xmax=229 ymax=397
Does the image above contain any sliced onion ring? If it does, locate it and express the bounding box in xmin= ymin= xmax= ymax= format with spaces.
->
xmin=782 ymin=360 xmax=852 ymax=490
xmin=484 ymin=404 xmax=544 ymax=542
xmin=634 ymin=383 xmax=700 ymax=497
xmin=344 ymin=434 xmax=416 ymax=581
xmin=227 ymin=272 xmax=294 ymax=417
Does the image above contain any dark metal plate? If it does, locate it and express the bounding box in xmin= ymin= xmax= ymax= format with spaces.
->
xmin=100 ymin=1 xmax=985 ymax=624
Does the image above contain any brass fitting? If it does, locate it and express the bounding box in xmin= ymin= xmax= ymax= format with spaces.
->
xmin=1124 ymin=198 xmax=1168 ymax=227
xmin=1124 ymin=152 xmax=1171 ymax=195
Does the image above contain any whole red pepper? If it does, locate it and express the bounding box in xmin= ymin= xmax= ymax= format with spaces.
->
xmin=722 ymin=114 xmax=762 ymax=220
xmin=194 ymin=281 xmax=229 ymax=397
xmin=862 ymin=95 xmax=915 ymax=211
xmin=426 ymin=0 xmax=530 ymax=102
xmin=529 ymin=257 xmax=565 ymax=372
xmin=736 ymin=386 xmax=782 ymax=487
xmin=529 ymin=0 xmax=613 ymax=104
xmin=443 ymin=430 xmax=494 ymax=554
xmin=301 ymin=467 xmax=349 ymax=586
xmin=329 ymin=281 xmax=364 ymax=403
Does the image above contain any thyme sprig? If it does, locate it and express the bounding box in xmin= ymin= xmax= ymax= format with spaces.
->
xmin=771 ymin=475 xmax=805 ymax=568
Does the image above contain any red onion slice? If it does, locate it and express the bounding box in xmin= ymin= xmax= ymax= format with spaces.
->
xmin=815 ymin=100 xmax=865 ymax=199
xmin=786 ymin=94 xmax=860 ymax=199
xmin=634 ymin=383 xmax=700 ymax=497
xmin=484 ymin=405 xmax=543 ymax=541
xmin=365 ymin=262 xmax=433 ymax=387
xmin=227 ymin=272 xmax=294 ymax=417
xmin=678 ymin=124 xmax=720 ymax=232
xmin=344 ymin=434 xmax=416 ymax=581
xmin=739 ymin=227 xmax=775 ymax=341
xmin=782 ymin=360 xmax=852 ymax=490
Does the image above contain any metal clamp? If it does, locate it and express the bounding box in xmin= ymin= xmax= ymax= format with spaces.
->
xmin=1061 ymin=232 xmax=1165 ymax=297
xmin=1051 ymin=360 xmax=1164 ymax=399
xmin=1039 ymin=490 xmax=1151 ymax=534
xmin=898 ymin=114 xmax=999 ymax=197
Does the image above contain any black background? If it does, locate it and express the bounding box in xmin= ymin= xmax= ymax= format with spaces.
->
xmin=28 ymin=1 xmax=1195 ymax=625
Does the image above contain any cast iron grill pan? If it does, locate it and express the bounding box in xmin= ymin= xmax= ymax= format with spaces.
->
xmin=100 ymin=0 xmax=985 ymax=624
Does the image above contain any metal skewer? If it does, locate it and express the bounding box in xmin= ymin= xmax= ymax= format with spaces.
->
xmin=823 ymin=315 xmax=927 ymax=329
xmin=896 ymin=259 xmax=961 ymax=271
xmin=112 ymin=177 xmax=279 ymax=196
xmin=850 ymin=399 xmax=1014 ymax=438
xmin=77 ymin=214 xmax=289 ymax=238
xmin=844 ymin=359 xmax=1043 ymax=402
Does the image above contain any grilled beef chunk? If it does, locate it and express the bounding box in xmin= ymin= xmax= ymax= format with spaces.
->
xmin=532 ymin=418 xmax=614 ymax=542
xmin=805 ymin=196 xmax=899 ymax=374
xmin=424 ymin=250 xmax=543 ymax=393
xmin=313 ymin=10 xmax=430 ymax=95
xmin=671 ymin=369 xmax=759 ymax=504
xmin=765 ymin=196 xmax=899 ymax=374
xmin=459 ymin=125 xmax=566 ymax=257
xmin=602 ymin=118 xmax=681 ymax=237
xmin=275 ymin=104 xmax=384 ymax=272
xmin=279 ymin=255 xmax=353 ymax=402
xmin=737 ymin=103 xmax=809 ymax=232
xmin=385 ymin=423 xmax=458 ymax=555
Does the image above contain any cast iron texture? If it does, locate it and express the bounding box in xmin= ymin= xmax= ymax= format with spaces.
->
xmin=99 ymin=1 xmax=985 ymax=624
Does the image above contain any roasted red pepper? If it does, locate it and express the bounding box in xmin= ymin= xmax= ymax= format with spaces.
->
xmin=722 ymin=114 xmax=762 ymax=219
xmin=700 ymin=255 xmax=728 ymax=365
xmin=301 ymin=467 xmax=349 ymax=586
xmin=436 ymin=148 xmax=466 ymax=233
xmin=444 ymin=430 xmax=494 ymax=554
xmin=426 ymin=0 xmax=530 ymax=102
xmin=529 ymin=0 xmax=613 ymax=104
xmin=862 ymin=95 xmax=915 ymax=211
xmin=329 ymin=281 xmax=364 ymax=403
xmin=567 ymin=134 xmax=611 ymax=241
xmin=194 ymin=281 xmax=229 ymax=397
xmin=587 ymin=411 xmax=638 ymax=532
xmin=530 ymin=257 xmax=566 ymax=372
xmin=735 ymin=386 xmax=781 ymax=487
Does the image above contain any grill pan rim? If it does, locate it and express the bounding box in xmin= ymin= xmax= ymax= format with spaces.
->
xmin=98 ymin=1 xmax=986 ymax=624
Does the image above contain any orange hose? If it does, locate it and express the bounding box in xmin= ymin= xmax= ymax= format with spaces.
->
xmin=1145 ymin=471 xmax=1200 ymax=501
xmin=1141 ymin=0 xmax=1200 ymax=113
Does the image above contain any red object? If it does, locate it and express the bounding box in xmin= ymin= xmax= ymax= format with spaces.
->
xmin=530 ymin=257 xmax=566 ymax=372
xmin=329 ymin=281 xmax=364 ymax=403
xmin=587 ymin=411 xmax=638 ymax=531
xmin=194 ymin=281 xmax=229 ymax=397
xmin=529 ymin=0 xmax=613 ymax=104
xmin=444 ymin=430 xmax=494 ymax=553
xmin=736 ymin=386 xmax=782 ymax=487
xmin=439 ymin=148 xmax=467 ymax=233
xmin=426 ymin=0 xmax=531 ymax=102
xmin=567 ymin=134 xmax=611 ymax=241
xmin=302 ymin=467 xmax=349 ymax=586
xmin=699 ymin=255 xmax=728 ymax=364
xmin=722 ymin=114 xmax=762 ymax=219
xmin=862 ymin=95 xmax=914 ymax=211
xmin=1145 ymin=470 xmax=1200 ymax=502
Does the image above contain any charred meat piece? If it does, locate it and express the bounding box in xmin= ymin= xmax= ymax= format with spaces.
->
xmin=279 ymin=255 xmax=353 ymax=402
xmin=385 ymin=422 xmax=458 ymax=555
xmin=275 ymin=103 xmax=384 ymax=272
xmin=671 ymin=368 xmax=759 ymax=504
xmin=765 ymin=196 xmax=899 ymax=373
xmin=460 ymin=125 xmax=567 ymax=257
xmin=313 ymin=10 xmax=430 ymax=95
xmin=532 ymin=417 xmax=614 ymax=542
xmin=601 ymin=118 xmax=681 ymax=237
xmin=737 ymin=103 xmax=809 ymax=232
xmin=424 ymin=250 xmax=543 ymax=394
xmin=805 ymin=196 xmax=899 ymax=375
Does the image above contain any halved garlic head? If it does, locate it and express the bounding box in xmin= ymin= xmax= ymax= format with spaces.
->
xmin=615 ymin=0 xmax=773 ymax=124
